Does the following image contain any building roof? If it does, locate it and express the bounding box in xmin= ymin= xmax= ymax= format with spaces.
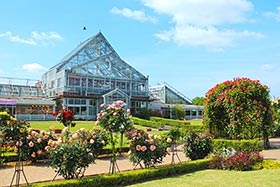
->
xmin=49 ymin=32 xmax=148 ymax=81
xmin=149 ymin=82 xmax=192 ymax=104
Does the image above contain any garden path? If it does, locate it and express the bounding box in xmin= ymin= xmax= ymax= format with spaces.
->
xmin=1 ymin=138 xmax=280 ymax=187
xmin=0 ymin=145 xmax=188 ymax=187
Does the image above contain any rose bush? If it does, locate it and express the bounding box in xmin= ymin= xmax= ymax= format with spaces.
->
xmin=126 ymin=129 xmax=169 ymax=168
xmin=204 ymin=78 xmax=272 ymax=143
xmin=53 ymin=108 xmax=76 ymax=127
xmin=96 ymin=101 xmax=133 ymax=173
xmin=20 ymin=129 xmax=57 ymax=162
xmin=183 ymin=132 xmax=212 ymax=160
xmin=96 ymin=101 xmax=132 ymax=133
xmin=47 ymin=128 xmax=108 ymax=179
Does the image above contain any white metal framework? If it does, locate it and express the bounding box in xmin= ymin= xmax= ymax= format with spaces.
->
xmin=149 ymin=83 xmax=203 ymax=119
xmin=149 ymin=82 xmax=192 ymax=104
xmin=0 ymin=77 xmax=55 ymax=120
xmin=41 ymin=32 xmax=149 ymax=119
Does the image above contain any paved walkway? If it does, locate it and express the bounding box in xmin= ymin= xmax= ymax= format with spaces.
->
xmin=0 ymin=146 xmax=188 ymax=187
xmin=1 ymin=139 xmax=280 ymax=187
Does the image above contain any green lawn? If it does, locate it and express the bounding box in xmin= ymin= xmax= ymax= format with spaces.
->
xmin=29 ymin=120 xmax=98 ymax=131
xmin=27 ymin=121 xmax=166 ymax=148
xmin=128 ymin=169 xmax=280 ymax=187
xmin=29 ymin=121 xmax=166 ymax=134
xmin=189 ymin=119 xmax=203 ymax=126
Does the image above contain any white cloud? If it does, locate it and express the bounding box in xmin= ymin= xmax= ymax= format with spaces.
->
xmin=264 ymin=7 xmax=280 ymax=22
xmin=156 ymin=26 xmax=263 ymax=51
xmin=0 ymin=31 xmax=63 ymax=45
xmin=0 ymin=32 xmax=36 ymax=45
xmin=260 ymin=64 xmax=274 ymax=72
xmin=111 ymin=7 xmax=157 ymax=23
xmin=142 ymin=0 xmax=262 ymax=50
xmin=21 ymin=63 xmax=48 ymax=73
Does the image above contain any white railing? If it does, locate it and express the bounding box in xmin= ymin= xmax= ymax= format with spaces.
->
xmin=15 ymin=114 xmax=56 ymax=121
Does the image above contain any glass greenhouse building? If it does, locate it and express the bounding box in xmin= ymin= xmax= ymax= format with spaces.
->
xmin=41 ymin=32 xmax=149 ymax=120
xmin=149 ymin=83 xmax=203 ymax=119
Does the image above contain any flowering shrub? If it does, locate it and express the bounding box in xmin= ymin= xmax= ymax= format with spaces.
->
xmin=1 ymin=113 xmax=30 ymax=145
xmin=126 ymin=129 xmax=169 ymax=168
xmin=21 ymin=129 xmax=57 ymax=162
xmin=53 ymin=108 xmax=76 ymax=127
xmin=96 ymin=101 xmax=133 ymax=133
xmin=166 ymin=127 xmax=182 ymax=143
xmin=183 ymin=132 xmax=212 ymax=160
xmin=209 ymin=151 xmax=263 ymax=171
xmin=96 ymin=101 xmax=133 ymax=173
xmin=204 ymin=78 xmax=272 ymax=141
xmin=47 ymin=128 xmax=108 ymax=179
xmin=0 ymin=111 xmax=16 ymax=130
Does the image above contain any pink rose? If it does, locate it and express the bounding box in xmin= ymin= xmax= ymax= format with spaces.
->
xmin=31 ymin=152 xmax=36 ymax=158
xmin=136 ymin=145 xmax=142 ymax=151
xmin=72 ymin=133 xmax=79 ymax=139
xmin=29 ymin=141 xmax=34 ymax=148
xmin=90 ymin=139 xmax=95 ymax=144
xmin=141 ymin=146 xmax=147 ymax=152
xmin=16 ymin=141 xmax=23 ymax=147
xmin=37 ymin=138 xmax=42 ymax=144
xmin=150 ymin=145 xmax=156 ymax=151
xmin=37 ymin=150 xmax=43 ymax=155
xmin=45 ymin=146 xmax=51 ymax=151
xmin=27 ymin=135 xmax=32 ymax=140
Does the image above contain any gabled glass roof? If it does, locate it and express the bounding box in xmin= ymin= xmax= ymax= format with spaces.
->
xmin=52 ymin=32 xmax=147 ymax=81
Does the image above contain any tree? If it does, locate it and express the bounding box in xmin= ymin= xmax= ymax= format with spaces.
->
xmin=172 ymin=105 xmax=186 ymax=120
xmin=204 ymin=78 xmax=272 ymax=148
xmin=192 ymin=97 xmax=204 ymax=106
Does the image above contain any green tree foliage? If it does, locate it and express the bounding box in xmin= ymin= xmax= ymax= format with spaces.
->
xmin=192 ymin=97 xmax=204 ymax=106
xmin=134 ymin=107 xmax=151 ymax=120
xmin=172 ymin=104 xmax=186 ymax=120
xmin=204 ymin=78 xmax=273 ymax=145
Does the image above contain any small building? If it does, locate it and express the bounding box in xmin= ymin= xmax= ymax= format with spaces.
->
xmin=41 ymin=32 xmax=149 ymax=120
xmin=0 ymin=77 xmax=55 ymax=120
xmin=149 ymin=82 xmax=203 ymax=119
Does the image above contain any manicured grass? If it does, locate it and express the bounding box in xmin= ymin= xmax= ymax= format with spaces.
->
xmin=29 ymin=120 xmax=99 ymax=131
xmin=128 ymin=169 xmax=280 ymax=187
xmin=189 ymin=119 xmax=203 ymax=126
xmin=29 ymin=121 xmax=166 ymax=134
xmin=27 ymin=121 xmax=166 ymax=149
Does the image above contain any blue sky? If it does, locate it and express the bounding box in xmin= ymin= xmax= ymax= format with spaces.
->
xmin=0 ymin=0 xmax=280 ymax=99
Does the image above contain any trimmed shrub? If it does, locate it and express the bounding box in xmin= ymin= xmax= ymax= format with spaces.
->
xmin=212 ymin=139 xmax=263 ymax=152
xmin=184 ymin=132 xmax=212 ymax=160
xmin=132 ymin=117 xmax=162 ymax=129
xmin=150 ymin=117 xmax=191 ymax=127
xmin=252 ymin=159 xmax=280 ymax=170
xmin=31 ymin=159 xmax=211 ymax=187
xmin=209 ymin=151 xmax=263 ymax=171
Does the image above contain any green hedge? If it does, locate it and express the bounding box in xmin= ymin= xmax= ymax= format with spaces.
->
xmin=132 ymin=117 xmax=205 ymax=135
xmin=100 ymin=147 xmax=130 ymax=155
xmin=132 ymin=117 xmax=162 ymax=129
xmin=31 ymin=159 xmax=211 ymax=187
xmin=212 ymin=139 xmax=263 ymax=152
xmin=150 ymin=117 xmax=191 ymax=127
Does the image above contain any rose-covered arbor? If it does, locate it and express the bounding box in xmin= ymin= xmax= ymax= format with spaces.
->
xmin=203 ymin=78 xmax=273 ymax=148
